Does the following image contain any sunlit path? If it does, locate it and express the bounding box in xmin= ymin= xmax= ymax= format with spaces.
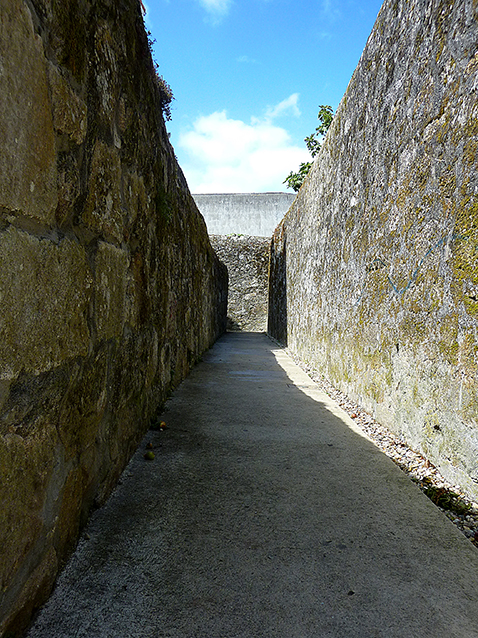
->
xmin=28 ymin=333 xmax=478 ymax=638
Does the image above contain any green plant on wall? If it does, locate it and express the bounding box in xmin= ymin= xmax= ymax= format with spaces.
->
xmin=283 ymin=105 xmax=334 ymax=192
xmin=147 ymin=30 xmax=174 ymax=121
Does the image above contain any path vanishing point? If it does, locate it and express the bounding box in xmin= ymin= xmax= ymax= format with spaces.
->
xmin=27 ymin=333 xmax=478 ymax=637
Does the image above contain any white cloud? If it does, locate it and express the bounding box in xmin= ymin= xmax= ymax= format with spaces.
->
xmin=321 ymin=0 xmax=341 ymax=20
xmin=177 ymin=98 xmax=310 ymax=193
xmin=265 ymin=93 xmax=301 ymax=120
xmin=198 ymin=0 xmax=232 ymax=21
xmin=237 ymin=55 xmax=258 ymax=64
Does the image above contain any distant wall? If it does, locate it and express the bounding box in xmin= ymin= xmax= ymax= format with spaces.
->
xmin=269 ymin=0 xmax=478 ymax=500
xmin=0 ymin=0 xmax=226 ymax=634
xmin=193 ymin=193 xmax=295 ymax=237
xmin=210 ymin=235 xmax=270 ymax=332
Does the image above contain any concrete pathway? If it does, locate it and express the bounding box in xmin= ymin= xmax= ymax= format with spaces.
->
xmin=27 ymin=333 xmax=478 ymax=638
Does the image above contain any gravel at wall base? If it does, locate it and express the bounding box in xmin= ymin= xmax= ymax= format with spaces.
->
xmin=272 ymin=337 xmax=478 ymax=549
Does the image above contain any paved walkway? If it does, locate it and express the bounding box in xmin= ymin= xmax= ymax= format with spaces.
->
xmin=28 ymin=333 xmax=478 ymax=637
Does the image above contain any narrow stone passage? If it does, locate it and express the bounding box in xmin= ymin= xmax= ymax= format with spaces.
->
xmin=28 ymin=333 xmax=478 ymax=638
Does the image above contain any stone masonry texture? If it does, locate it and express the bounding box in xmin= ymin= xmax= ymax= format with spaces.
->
xmin=0 ymin=0 xmax=227 ymax=634
xmin=268 ymin=0 xmax=478 ymax=502
xmin=210 ymin=235 xmax=270 ymax=332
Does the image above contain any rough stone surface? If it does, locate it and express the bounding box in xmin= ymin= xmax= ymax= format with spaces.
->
xmin=268 ymin=0 xmax=478 ymax=502
xmin=0 ymin=0 xmax=58 ymax=224
xmin=193 ymin=193 xmax=295 ymax=237
xmin=210 ymin=235 xmax=270 ymax=332
xmin=0 ymin=227 xmax=92 ymax=379
xmin=0 ymin=1 xmax=227 ymax=635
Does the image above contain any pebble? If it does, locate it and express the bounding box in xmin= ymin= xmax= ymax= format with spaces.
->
xmin=284 ymin=346 xmax=478 ymax=549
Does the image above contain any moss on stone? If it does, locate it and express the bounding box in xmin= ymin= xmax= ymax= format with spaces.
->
xmin=452 ymin=203 xmax=478 ymax=295
xmin=437 ymin=314 xmax=460 ymax=365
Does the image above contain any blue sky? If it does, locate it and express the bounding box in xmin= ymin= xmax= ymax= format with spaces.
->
xmin=144 ymin=0 xmax=383 ymax=193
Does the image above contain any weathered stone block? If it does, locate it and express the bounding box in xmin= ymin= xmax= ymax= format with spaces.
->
xmin=0 ymin=432 xmax=58 ymax=627
xmin=83 ymin=141 xmax=123 ymax=242
xmin=0 ymin=0 xmax=57 ymax=224
xmin=93 ymin=22 xmax=120 ymax=126
xmin=94 ymin=241 xmax=130 ymax=341
xmin=48 ymin=63 xmax=87 ymax=145
xmin=0 ymin=227 xmax=92 ymax=380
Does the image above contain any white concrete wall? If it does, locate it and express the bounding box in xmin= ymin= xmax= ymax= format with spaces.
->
xmin=193 ymin=192 xmax=295 ymax=237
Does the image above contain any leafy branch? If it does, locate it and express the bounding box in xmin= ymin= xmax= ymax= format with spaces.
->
xmin=283 ymin=104 xmax=334 ymax=192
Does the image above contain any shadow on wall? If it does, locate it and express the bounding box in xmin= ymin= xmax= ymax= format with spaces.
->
xmin=267 ymin=227 xmax=287 ymax=345
xmin=227 ymin=317 xmax=243 ymax=331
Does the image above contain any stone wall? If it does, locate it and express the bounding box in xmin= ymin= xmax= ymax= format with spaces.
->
xmin=193 ymin=193 xmax=295 ymax=237
xmin=210 ymin=235 xmax=270 ymax=332
xmin=268 ymin=0 xmax=478 ymax=501
xmin=0 ymin=0 xmax=226 ymax=634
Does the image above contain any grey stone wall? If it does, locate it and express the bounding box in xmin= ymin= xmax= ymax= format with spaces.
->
xmin=193 ymin=192 xmax=295 ymax=237
xmin=0 ymin=0 xmax=226 ymax=634
xmin=210 ymin=235 xmax=270 ymax=332
xmin=268 ymin=0 xmax=478 ymax=501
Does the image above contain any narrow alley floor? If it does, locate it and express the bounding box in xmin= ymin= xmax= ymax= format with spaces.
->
xmin=27 ymin=333 xmax=478 ymax=638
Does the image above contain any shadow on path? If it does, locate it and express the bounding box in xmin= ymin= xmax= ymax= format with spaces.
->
xmin=27 ymin=333 xmax=478 ymax=638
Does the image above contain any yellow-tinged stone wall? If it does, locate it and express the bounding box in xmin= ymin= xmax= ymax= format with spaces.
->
xmin=269 ymin=0 xmax=478 ymax=501
xmin=0 ymin=0 xmax=227 ymax=634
